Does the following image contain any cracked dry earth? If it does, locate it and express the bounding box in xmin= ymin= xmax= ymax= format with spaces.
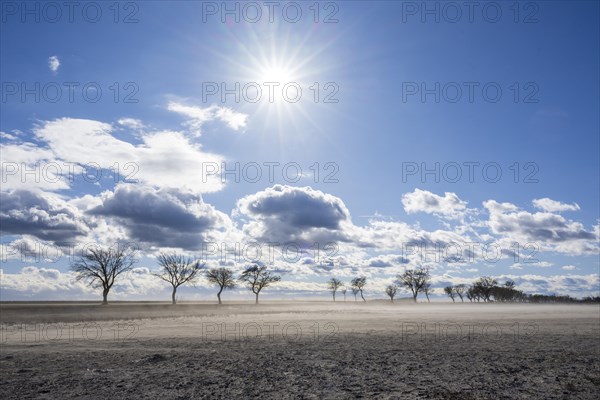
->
xmin=1 ymin=303 xmax=599 ymax=399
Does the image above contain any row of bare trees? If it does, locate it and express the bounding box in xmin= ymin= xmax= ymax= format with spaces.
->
xmin=443 ymin=278 xmax=600 ymax=303
xmin=327 ymin=277 xmax=367 ymax=302
xmin=328 ymin=269 xmax=534 ymax=304
xmin=71 ymin=249 xmax=597 ymax=305
xmin=328 ymin=268 xmax=433 ymax=303
xmin=73 ymin=249 xmax=432 ymax=305
xmin=71 ymin=249 xmax=280 ymax=305
xmin=445 ymin=278 xmax=527 ymax=303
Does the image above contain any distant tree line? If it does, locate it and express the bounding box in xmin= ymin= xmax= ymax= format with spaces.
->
xmin=331 ymin=269 xmax=599 ymax=304
xmin=445 ymin=277 xmax=600 ymax=303
xmin=71 ymin=248 xmax=598 ymax=305
xmin=529 ymin=294 xmax=600 ymax=303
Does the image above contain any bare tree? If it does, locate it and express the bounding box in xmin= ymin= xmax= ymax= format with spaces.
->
xmin=205 ymin=268 xmax=236 ymax=304
xmin=239 ymin=264 xmax=281 ymax=304
xmin=454 ymin=284 xmax=466 ymax=302
xmin=466 ymin=286 xmax=476 ymax=302
xmin=473 ymin=276 xmax=497 ymax=302
xmin=327 ymin=278 xmax=343 ymax=301
xmin=341 ymin=287 xmax=347 ymax=301
xmin=351 ymin=287 xmax=359 ymax=301
xmin=153 ymin=253 xmax=203 ymax=305
xmin=385 ymin=284 xmax=398 ymax=302
xmin=396 ymin=267 xmax=430 ymax=302
xmin=351 ymin=277 xmax=367 ymax=302
xmin=444 ymin=286 xmax=456 ymax=302
xmin=491 ymin=281 xmax=524 ymax=302
xmin=423 ymin=282 xmax=432 ymax=302
xmin=71 ymin=247 xmax=136 ymax=305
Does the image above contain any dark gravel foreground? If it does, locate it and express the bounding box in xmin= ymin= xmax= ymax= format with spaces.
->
xmin=2 ymin=333 xmax=599 ymax=399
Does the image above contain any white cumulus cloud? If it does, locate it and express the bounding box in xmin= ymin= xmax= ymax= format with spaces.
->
xmin=168 ymin=102 xmax=248 ymax=135
xmin=48 ymin=56 xmax=60 ymax=72
xmin=533 ymin=198 xmax=580 ymax=212
xmin=402 ymin=189 xmax=468 ymax=219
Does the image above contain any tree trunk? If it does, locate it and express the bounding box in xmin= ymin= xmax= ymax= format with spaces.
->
xmin=426 ymin=293 xmax=430 ymax=302
xmin=255 ymin=292 xmax=259 ymax=304
xmin=413 ymin=293 xmax=418 ymax=303
xmin=333 ymin=292 xmax=336 ymax=302
xmin=102 ymin=288 xmax=109 ymax=305
xmin=390 ymin=297 xmax=394 ymax=303
xmin=172 ymin=286 xmax=177 ymax=305
xmin=360 ymin=290 xmax=366 ymax=302
xmin=217 ymin=287 xmax=223 ymax=304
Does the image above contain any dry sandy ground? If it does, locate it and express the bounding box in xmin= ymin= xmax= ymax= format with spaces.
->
xmin=1 ymin=301 xmax=599 ymax=399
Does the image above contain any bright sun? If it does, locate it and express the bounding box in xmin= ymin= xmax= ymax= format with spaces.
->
xmin=212 ymin=25 xmax=337 ymax=139
xmin=258 ymin=66 xmax=297 ymax=85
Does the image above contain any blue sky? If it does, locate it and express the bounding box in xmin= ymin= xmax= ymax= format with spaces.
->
xmin=1 ymin=1 xmax=598 ymax=301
